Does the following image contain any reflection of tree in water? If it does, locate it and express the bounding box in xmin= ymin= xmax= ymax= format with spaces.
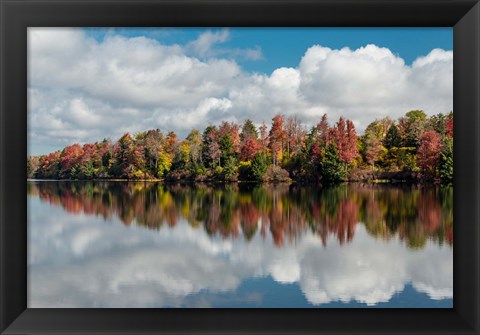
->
xmin=28 ymin=181 xmax=453 ymax=248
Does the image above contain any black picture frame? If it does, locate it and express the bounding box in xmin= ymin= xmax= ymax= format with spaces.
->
xmin=1 ymin=0 xmax=479 ymax=334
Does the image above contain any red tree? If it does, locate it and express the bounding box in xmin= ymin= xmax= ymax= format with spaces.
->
xmin=417 ymin=130 xmax=442 ymax=176
xmin=316 ymin=113 xmax=330 ymax=146
xmin=268 ymin=115 xmax=286 ymax=165
xmin=259 ymin=122 xmax=268 ymax=153
xmin=331 ymin=117 xmax=358 ymax=164
xmin=38 ymin=151 xmax=61 ymax=178
xmin=365 ymin=137 xmax=383 ymax=169
xmin=164 ymin=131 xmax=178 ymax=155
xmin=206 ymin=129 xmax=221 ymax=167
xmin=218 ymin=121 xmax=241 ymax=155
xmin=445 ymin=118 xmax=453 ymax=138
xmin=82 ymin=143 xmax=102 ymax=167
xmin=345 ymin=120 xmax=359 ymax=163
xmin=59 ymin=144 xmax=84 ymax=177
xmin=240 ymin=138 xmax=261 ymax=161
xmin=311 ymin=142 xmax=323 ymax=163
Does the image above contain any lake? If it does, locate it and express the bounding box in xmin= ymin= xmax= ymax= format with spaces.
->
xmin=27 ymin=181 xmax=453 ymax=308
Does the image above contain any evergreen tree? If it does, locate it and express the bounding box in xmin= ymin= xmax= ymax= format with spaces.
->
xmin=320 ymin=144 xmax=346 ymax=184
xmin=251 ymin=152 xmax=269 ymax=181
xmin=219 ymin=134 xmax=234 ymax=167
xmin=240 ymin=119 xmax=258 ymax=142
xmin=384 ymin=124 xmax=402 ymax=149
xmin=440 ymin=137 xmax=453 ymax=183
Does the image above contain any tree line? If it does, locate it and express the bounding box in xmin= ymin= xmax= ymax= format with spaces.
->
xmin=27 ymin=110 xmax=453 ymax=184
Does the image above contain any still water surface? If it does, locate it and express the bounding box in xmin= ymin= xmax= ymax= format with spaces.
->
xmin=27 ymin=181 xmax=453 ymax=308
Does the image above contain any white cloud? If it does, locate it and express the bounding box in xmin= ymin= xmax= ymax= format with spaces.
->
xmin=187 ymin=29 xmax=230 ymax=57
xmin=154 ymin=97 xmax=233 ymax=131
xmin=186 ymin=29 xmax=263 ymax=60
xmin=28 ymin=28 xmax=452 ymax=155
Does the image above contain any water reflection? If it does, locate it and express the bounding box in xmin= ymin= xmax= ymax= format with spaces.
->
xmin=27 ymin=181 xmax=453 ymax=248
xmin=27 ymin=181 xmax=453 ymax=308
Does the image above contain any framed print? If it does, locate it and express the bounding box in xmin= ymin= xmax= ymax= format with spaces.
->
xmin=1 ymin=0 xmax=479 ymax=334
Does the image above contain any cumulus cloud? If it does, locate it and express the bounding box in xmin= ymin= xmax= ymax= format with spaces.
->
xmin=28 ymin=197 xmax=453 ymax=308
xmin=28 ymin=28 xmax=452 ymax=155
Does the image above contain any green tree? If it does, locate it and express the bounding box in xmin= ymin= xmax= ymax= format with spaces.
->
xmin=427 ymin=113 xmax=447 ymax=136
xmin=223 ymin=156 xmax=238 ymax=181
xmin=219 ymin=134 xmax=235 ymax=167
xmin=251 ymin=152 xmax=269 ymax=181
xmin=79 ymin=160 xmax=95 ymax=179
xmin=320 ymin=144 xmax=346 ymax=184
xmin=171 ymin=140 xmax=190 ymax=171
xmin=440 ymin=137 xmax=453 ymax=183
xmin=384 ymin=124 xmax=402 ymax=149
xmin=398 ymin=110 xmax=427 ymax=148
xmin=186 ymin=130 xmax=202 ymax=168
xmin=240 ymin=119 xmax=258 ymax=142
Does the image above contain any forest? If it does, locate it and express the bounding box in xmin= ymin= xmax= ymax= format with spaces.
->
xmin=27 ymin=110 xmax=453 ymax=184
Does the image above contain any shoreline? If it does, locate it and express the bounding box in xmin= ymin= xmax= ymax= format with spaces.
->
xmin=27 ymin=178 xmax=448 ymax=185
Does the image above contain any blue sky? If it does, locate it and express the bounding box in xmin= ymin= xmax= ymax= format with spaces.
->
xmin=84 ymin=27 xmax=452 ymax=73
xmin=29 ymin=27 xmax=453 ymax=156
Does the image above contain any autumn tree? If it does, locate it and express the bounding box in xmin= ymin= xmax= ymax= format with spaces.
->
xmin=171 ymin=140 xmax=191 ymax=171
xmin=81 ymin=143 xmax=103 ymax=170
xmin=365 ymin=117 xmax=393 ymax=140
xmin=285 ymin=115 xmax=304 ymax=159
xmin=268 ymin=115 xmax=286 ymax=166
xmin=240 ymin=119 xmax=261 ymax=163
xmin=186 ymin=130 xmax=202 ymax=168
xmin=164 ymin=131 xmax=178 ymax=156
xmin=417 ymin=130 xmax=442 ymax=178
xmin=202 ymin=126 xmax=221 ymax=168
xmin=58 ymin=144 xmax=84 ymax=178
xmin=361 ymin=117 xmax=392 ymax=169
xmin=218 ymin=121 xmax=241 ymax=157
xmin=258 ymin=122 xmax=269 ymax=154
xmin=331 ymin=117 xmax=358 ymax=165
xmin=316 ymin=114 xmax=330 ymax=147
xmin=445 ymin=115 xmax=453 ymax=138
xmin=398 ymin=110 xmax=427 ymax=148
xmin=240 ymin=138 xmax=261 ymax=162
xmin=142 ymin=129 xmax=164 ymax=176
xmin=365 ymin=137 xmax=385 ymax=170
xmin=28 ymin=109 xmax=454 ymax=184
xmin=37 ymin=151 xmax=61 ymax=178
xmin=345 ymin=120 xmax=359 ymax=164
xmin=111 ymin=133 xmax=143 ymax=178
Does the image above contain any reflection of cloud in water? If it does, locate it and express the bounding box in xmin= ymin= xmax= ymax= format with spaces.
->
xmin=28 ymin=198 xmax=452 ymax=307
